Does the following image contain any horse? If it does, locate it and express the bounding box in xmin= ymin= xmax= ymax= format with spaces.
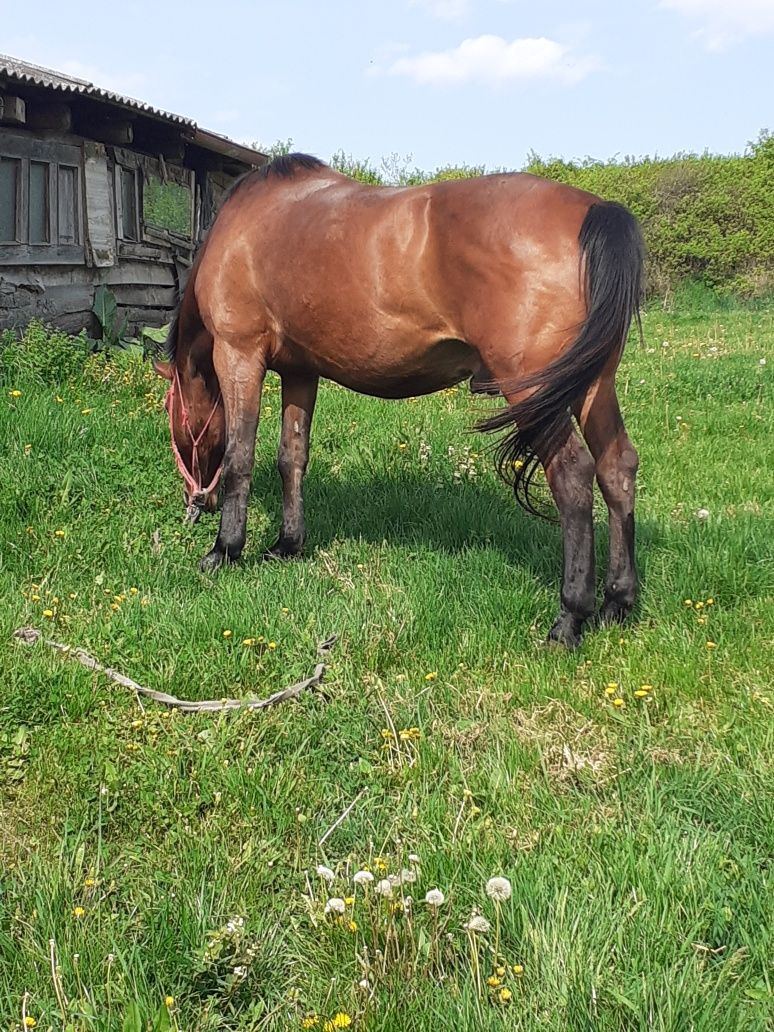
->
xmin=153 ymin=153 xmax=644 ymax=648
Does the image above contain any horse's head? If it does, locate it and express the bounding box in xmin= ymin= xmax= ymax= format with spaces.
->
xmin=154 ymin=359 xmax=225 ymax=522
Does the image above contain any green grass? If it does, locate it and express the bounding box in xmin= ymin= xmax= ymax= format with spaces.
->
xmin=0 ymin=307 xmax=772 ymax=1032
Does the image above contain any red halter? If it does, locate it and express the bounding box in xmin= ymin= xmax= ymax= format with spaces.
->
xmin=164 ymin=365 xmax=223 ymax=503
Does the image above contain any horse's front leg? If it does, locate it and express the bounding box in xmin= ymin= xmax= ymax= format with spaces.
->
xmin=264 ymin=373 xmax=319 ymax=560
xmin=200 ymin=341 xmax=266 ymax=572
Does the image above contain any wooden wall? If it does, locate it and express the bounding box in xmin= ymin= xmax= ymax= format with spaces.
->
xmin=0 ymin=130 xmax=198 ymax=337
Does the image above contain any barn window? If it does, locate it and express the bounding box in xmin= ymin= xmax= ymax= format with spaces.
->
xmin=0 ymin=133 xmax=84 ymax=263
xmin=143 ymin=175 xmax=192 ymax=237
xmin=0 ymin=157 xmax=20 ymax=242
xmin=118 ymin=166 xmax=140 ymax=241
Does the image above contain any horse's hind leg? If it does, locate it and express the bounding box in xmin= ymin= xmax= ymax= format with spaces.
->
xmin=264 ymin=372 xmax=318 ymax=560
xmin=578 ymin=379 xmax=639 ymax=623
xmin=541 ymin=422 xmax=598 ymax=648
xmin=200 ymin=338 xmax=267 ymax=572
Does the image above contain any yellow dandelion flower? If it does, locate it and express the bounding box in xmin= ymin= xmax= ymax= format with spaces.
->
xmin=222 ymin=629 xmax=232 ymax=639
xmin=165 ymin=996 xmax=175 ymax=1007
xmin=301 ymin=1018 xmax=320 ymax=1030
xmin=84 ymin=877 xmax=96 ymax=887
xmin=512 ymin=964 xmax=524 ymax=976
xmin=43 ymin=609 xmax=54 ymax=618
xmin=81 ymin=408 xmax=93 ymax=415
xmin=129 ymin=587 xmax=139 ymax=595
xmin=605 ymin=683 xmax=618 ymax=696
xmin=640 ymin=684 xmax=653 ymax=692
xmin=706 ymin=598 xmax=714 ymax=605
xmin=347 ymin=919 xmax=358 ymax=932
xmin=9 ymin=389 xmax=22 ymax=398
xmin=111 ymin=603 xmax=120 ymax=612
xmin=697 ymin=616 xmax=706 ymax=625
xmin=398 ymin=442 xmax=407 ymax=450
xmin=31 ymin=594 xmax=40 ymax=602
xmin=54 ymin=529 xmax=65 ymax=537
xmin=634 ymin=690 xmax=649 ymax=698
xmin=24 ymin=1018 xmax=37 ymax=1029
xmin=380 ymin=728 xmax=394 ymax=739
xmin=684 ymin=599 xmax=693 ymax=607
xmin=425 ymin=671 xmax=437 ymax=681
xmin=706 ymin=641 xmax=717 ymax=650
xmin=487 ymin=975 xmax=501 ymax=988
xmin=498 ymin=987 xmax=513 ymax=1003
xmin=281 ymin=607 xmax=290 ymax=614
xmin=613 ymin=698 xmax=625 ymax=708
xmin=268 ymin=641 xmax=277 ymax=650
xmin=72 ymin=906 xmax=85 ymax=918
xmin=331 ymin=1015 xmax=352 ymax=1029
xmin=694 ymin=601 xmax=704 ymax=610
xmin=496 ymin=966 xmax=506 ymax=977
xmin=243 ymin=638 xmax=255 ymax=646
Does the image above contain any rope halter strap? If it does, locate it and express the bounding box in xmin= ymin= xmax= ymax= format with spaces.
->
xmin=164 ymin=365 xmax=223 ymax=503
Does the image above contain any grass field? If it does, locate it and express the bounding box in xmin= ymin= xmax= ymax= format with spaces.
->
xmin=0 ymin=301 xmax=772 ymax=1032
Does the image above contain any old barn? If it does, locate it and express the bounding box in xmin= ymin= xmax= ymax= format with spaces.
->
xmin=0 ymin=54 xmax=266 ymax=335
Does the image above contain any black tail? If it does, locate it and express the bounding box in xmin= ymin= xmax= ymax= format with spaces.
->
xmin=476 ymin=200 xmax=644 ymax=518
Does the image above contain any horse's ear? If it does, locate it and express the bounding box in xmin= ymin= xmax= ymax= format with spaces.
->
xmin=153 ymin=359 xmax=173 ymax=381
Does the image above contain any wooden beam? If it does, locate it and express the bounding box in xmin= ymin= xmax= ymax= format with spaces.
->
xmin=82 ymin=117 xmax=134 ymax=146
xmin=0 ymin=95 xmax=26 ymax=125
xmin=26 ymin=101 xmax=72 ymax=133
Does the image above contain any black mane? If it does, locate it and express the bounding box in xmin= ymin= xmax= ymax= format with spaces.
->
xmin=166 ymin=154 xmax=326 ymax=363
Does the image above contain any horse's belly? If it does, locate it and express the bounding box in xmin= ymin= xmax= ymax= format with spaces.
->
xmin=275 ymin=334 xmax=477 ymax=399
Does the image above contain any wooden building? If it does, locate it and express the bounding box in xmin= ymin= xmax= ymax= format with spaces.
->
xmin=0 ymin=54 xmax=267 ymax=334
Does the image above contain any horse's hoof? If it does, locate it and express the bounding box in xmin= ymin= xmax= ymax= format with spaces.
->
xmin=261 ymin=539 xmax=303 ymax=562
xmin=599 ymin=600 xmax=632 ymax=626
xmin=200 ymin=549 xmax=226 ymax=573
xmin=547 ymin=614 xmax=584 ymax=650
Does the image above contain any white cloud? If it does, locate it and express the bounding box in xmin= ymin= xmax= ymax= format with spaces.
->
xmin=410 ymin=0 xmax=471 ymax=19
xmin=385 ymin=34 xmax=598 ymax=85
xmin=660 ymin=0 xmax=774 ymax=50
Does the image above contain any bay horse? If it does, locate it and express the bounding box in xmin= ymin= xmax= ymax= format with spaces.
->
xmin=154 ymin=154 xmax=644 ymax=648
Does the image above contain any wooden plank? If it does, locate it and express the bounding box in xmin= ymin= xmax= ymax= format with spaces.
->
xmin=26 ymin=102 xmax=72 ymax=133
xmin=83 ymin=142 xmax=116 ymax=268
xmin=0 ymin=95 xmax=26 ymax=125
xmin=0 ymin=243 xmax=85 ymax=265
xmin=111 ymin=284 xmax=177 ymax=308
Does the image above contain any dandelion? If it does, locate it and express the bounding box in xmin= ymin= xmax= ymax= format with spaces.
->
xmin=408 ymin=853 xmax=420 ymax=865
xmin=242 ymin=638 xmax=254 ymax=646
xmin=498 ymin=987 xmax=513 ymax=1003
xmin=512 ymin=963 xmax=524 ymax=976
xmin=316 ymin=865 xmax=335 ymax=883
xmin=375 ymin=879 xmax=393 ymax=898
xmin=72 ymin=906 xmax=85 ymax=918
xmin=487 ymin=975 xmax=501 ymax=988
xmin=325 ymin=897 xmax=346 ymax=915
xmin=486 ymin=877 xmax=512 ymax=903
xmin=43 ymin=609 xmax=54 ymax=618
xmin=634 ymin=690 xmax=649 ymax=698
xmin=465 ymin=914 xmax=490 ymax=934
xmin=9 ymin=389 xmax=22 ymax=398
xmin=164 ymin=996 xmax=175 ymax=1007
xmin=326 ymin=1014 xmax=352 ymax=1030
xmin=84 ymin=877 xmax=96 ymax=888
xmin=487 ymin=877 xmax=511 ymax=967
xmin=684 ymin=599 xmax=693 ymax=607
xmin=54 ymin=529 xmax=65 ymax=538
xmin=605 ymin=683 xmax=618 ymax=695
xmin=302 ymin=1016 xmax=320 ymax=1029
xmin=24 ymin=1019 xmax=36 ymax=1029
xmin=707 ymin=598 xmax=714 ymax=605
xmin=706 ymin=641 xmax=717 ymax=650
xmin=353 ymin=870 xmax=373 ymax=886
xmin=268 ymin=641 xmax=277 ymax=650
xmin=425 ymin=889 xmax=445 ymax=907
xmin=613 ymin=698 xmax=625 ymax=708
xmin=425 ymin=671 xmax=437 ymax=681
xmin=695 ymin=508 xmax=710 ymax=521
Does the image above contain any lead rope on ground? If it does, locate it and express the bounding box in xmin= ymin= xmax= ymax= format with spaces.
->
xmin=12 ymin=627 xmax=337 ymax=714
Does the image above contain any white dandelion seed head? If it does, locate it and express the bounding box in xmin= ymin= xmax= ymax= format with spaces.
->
xmin=424 ymin=888 xmax=445 ymax=907
xmin=408 ymin=853 xmax=420 ymax=865
xmin=399 ymin=867 xmax=417 ymax=884
xmin=324 ymin=897 xmax=346 ymax=915
xmin=232 ymin=965 xmax=247 ymax=978
xmin=760 ymin=357 xmax=767 ymax=366
xmin=486 ymin=877 xmax=512 ymax=902
xmin=375 ymin=879 xmax=393 ymax=898
xmin=316 ymin=865 xmax=335 ymax=883
xmin=464 ymin=913 xmax=491 ymax=933
xmin=695 ymin=508 xmax=710 ymax=521
xmin=358 ymin=978 xmax=370 ymax=990
xmin=353 ymin=870 xmax=374 ymax=885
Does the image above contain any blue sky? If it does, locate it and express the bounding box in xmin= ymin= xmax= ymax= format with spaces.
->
xmin=6 ymin=0 xmax=774 ymax=171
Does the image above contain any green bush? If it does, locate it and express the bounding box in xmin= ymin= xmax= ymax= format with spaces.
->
xmin=0 ymin=321 xmax=90 ymax=387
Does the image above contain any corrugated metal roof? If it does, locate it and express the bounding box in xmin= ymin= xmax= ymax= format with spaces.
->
xmin=0 ymin=53 xmax=195 ymax=126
